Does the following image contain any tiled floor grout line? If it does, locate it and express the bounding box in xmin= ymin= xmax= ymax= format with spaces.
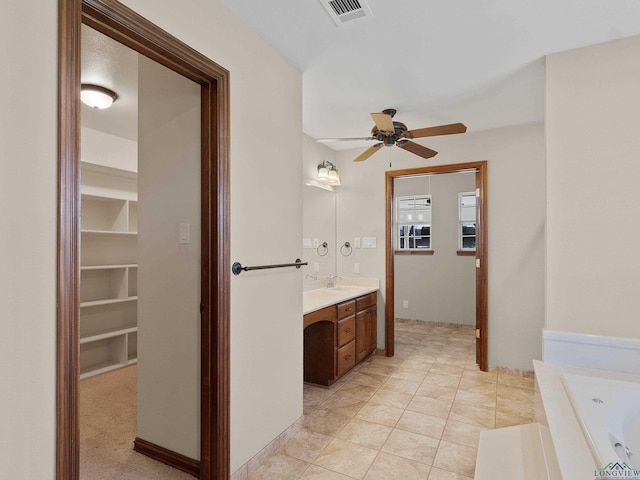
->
xmin=254 ymin=322 xmax=532 ymax=479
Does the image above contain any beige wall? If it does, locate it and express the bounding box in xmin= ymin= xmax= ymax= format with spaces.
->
xmin=335 ymin=123 xmax=546 ymax=369
xmin=1 ymin=0 xmax=302 ymax=476
xmin=546 ymin=35 xmax=640 ymax=338
xmin=0 ymin=2 xmax=57 ymax=477
xmin=137 ymin=56 xmax=201 ymax=459
xmin=394 ymin=173 xmax=476 ymax=325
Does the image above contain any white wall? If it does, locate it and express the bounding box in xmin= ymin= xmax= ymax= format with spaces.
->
xmin=137 ymin=56 xmax=201 ymax=459
xmin=546 ymin=35 xmax=640 ymax=340
xmin=0 ymin=0 xmax=302 ymax=476
xmin=394 ymin=172 xmax=476 ymax=325
xmin=0 ymin=1 xmax=57 ymax=478
xmin=335 ymin=123 xmax=546 ymax=370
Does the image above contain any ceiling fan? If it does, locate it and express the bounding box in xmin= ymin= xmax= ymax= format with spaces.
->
xmin=318 ymin=109 xmax=467 ymax=162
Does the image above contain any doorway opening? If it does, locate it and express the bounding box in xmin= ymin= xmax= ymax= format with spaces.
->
xmin=384 ymin=162 xmax=488 ymax=371
xmin=57 ymin=1 xmax=230 ymax=479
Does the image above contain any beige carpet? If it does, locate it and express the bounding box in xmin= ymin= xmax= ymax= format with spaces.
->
xmin=80 ymin=365 xmax=195 ymax=479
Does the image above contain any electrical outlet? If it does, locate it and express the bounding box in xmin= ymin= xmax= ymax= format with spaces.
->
xmin=403 ymin=300 xmax=409 ymax=308
xmin=354 ymin=237 xmax=361 ymax=248
xmin=312 ymin=238 xmax=320 ymax=249
xmin=354 ymin=262 xmax=360 ymax=274
xmin=313 ymin=262 xmax=320 ymax=272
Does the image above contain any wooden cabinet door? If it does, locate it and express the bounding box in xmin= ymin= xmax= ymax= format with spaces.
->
xmin=356 ymin=309 xmax=369 ymax=362
xmin=367 ymin=306 xmax=377 ymax=354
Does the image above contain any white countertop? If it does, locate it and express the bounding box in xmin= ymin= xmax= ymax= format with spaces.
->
xmin=533 ymin=360 xmax=640 ymax=479
xmin=303 ymin=277 xmax=380 ymax=315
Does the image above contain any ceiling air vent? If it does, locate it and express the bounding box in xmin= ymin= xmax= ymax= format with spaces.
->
xmin=319 ymin=0 xmax=373 ymax=27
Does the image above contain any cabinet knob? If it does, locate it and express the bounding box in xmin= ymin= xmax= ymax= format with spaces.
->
xmin=345 ymin=355 xmax=353 ymax=360
xmin=345 ymin=327 xmax=353 ymax=333
xmin=346 ymin=307 xmax=353 ymax=311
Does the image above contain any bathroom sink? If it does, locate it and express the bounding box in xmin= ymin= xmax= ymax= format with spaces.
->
xmin=327 ymin=285 xmax=367 ymax=293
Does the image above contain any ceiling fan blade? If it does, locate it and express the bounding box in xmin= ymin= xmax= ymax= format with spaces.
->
xmin=370 ymin=112 xmax=395 ymax=133
xmin=353 ymin=143 xmax=383 ymax=162
xmin=407 ymin=123 xmax=467 ymax=139
xmin=396 ymin=140 xmax=438 ymax=159
xmin=317 ymin=137 xmax=374 ymax=143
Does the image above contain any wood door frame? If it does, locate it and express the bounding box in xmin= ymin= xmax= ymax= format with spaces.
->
xmin=384 ymin=161 xmax=488 ymax=371
xmin=57 ymin=0 xmax=231 ymax=478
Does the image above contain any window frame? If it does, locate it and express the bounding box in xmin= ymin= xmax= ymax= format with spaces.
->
xmin=395 ymin=194 xmax=433 ymax=253
xmin=458 ymin=191 xmax=477 ymax=253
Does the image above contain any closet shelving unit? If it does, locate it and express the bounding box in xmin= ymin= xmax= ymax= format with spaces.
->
xmin=80 ymin=162 xmax=138 ymax=379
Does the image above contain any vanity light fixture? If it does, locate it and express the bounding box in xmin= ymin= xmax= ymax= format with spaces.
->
xmin=317 ymin=161 xmax=341 ymax=186
xmin=81 ymin=84 xmax=118 ymax=109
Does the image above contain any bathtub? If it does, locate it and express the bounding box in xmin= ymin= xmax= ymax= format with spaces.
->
xmin=562 ymin=373 xmax=640 ymax=469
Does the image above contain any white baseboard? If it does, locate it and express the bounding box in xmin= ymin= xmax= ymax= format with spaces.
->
xmin=543 ymin=329 xmax=640 ymax=375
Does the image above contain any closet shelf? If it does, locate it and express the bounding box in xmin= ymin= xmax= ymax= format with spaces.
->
xmin=80 ymin=326 xmax=138 ymax=344
xmin=81 ymin=264 xmax=138 ymax=270
xmin=81 ymin=229 xmax=137 ymax=237
xmin=80 ymin=297 xmax=138 ymax=308
xmin=80 ymin=160 xmax=138 ymax=380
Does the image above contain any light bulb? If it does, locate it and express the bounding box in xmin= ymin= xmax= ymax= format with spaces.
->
xmin=81 ymin=84 xmax=118 ymax=109
xmin=317 ymin=167 xmax=329 ymax=179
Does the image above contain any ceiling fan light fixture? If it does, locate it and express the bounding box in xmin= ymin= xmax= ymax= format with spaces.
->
xmin=81 ymin=84 xmax=118 ymax=109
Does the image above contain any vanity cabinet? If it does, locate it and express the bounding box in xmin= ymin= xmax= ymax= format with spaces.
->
xmin=303 ymin=291 xmax=377 ymax=386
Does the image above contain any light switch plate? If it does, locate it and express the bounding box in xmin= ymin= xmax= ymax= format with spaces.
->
xmin=354 ymin=262 xmax=360 ymax=274
xmin=362 ymin=237 xmax=377 ymax=248
xmin=303 ymin=238 xmax=313 ymax=249
xmin=354 ymin=237 xmax=361 ymax=248
xmin=313 ymin=238 xmax=320 ymax=249
xmin=313 ymin=262 xmax=320 ymax=272
xmin=179 ymin=222 xmax=190 ymax=245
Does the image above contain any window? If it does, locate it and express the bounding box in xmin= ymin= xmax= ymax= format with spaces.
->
xmin=396 ymin=195 xmax=432 ymax=251
xmin=459 ymin=192 xmax=476 ymax=251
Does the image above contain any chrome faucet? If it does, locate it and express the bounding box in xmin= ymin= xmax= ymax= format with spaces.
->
xmin=327 ymin=275 xmax=339 ymax=288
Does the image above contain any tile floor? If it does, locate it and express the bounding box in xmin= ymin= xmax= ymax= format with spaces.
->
xmin=248 ymin=319 xmax=536 ymax=480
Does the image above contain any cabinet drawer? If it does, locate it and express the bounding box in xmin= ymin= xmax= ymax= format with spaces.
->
xmin=336 ymin=341 xmax=356 ymax=377
xmin=304 ymin=304 xmax=337 ymax=329
xmin=337 ymin=315 xmax=356 ymax=347
xmin=337 ymin=300 xmax=356 ymax=319
xmin=356 ymin=292 xmax=376 ymax=311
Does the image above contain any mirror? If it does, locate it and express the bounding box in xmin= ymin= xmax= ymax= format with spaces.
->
xmin=302 ymin=184 xmax=336 ymax=280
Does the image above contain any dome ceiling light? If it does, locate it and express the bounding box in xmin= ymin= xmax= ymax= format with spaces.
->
xmin=80 ymin=84 xmax=118 ymax=109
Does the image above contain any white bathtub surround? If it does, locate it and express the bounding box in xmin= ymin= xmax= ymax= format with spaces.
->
xmin=533 ymin=360 xmax=640 ymax=479
xmin=543 ymin=330 xmax=640 ymax=375
xmin=476 ymin=361 xmax=640 ymax=479
xmin=474 ymin=423 xmax=561 ymax=480
xmin=562 ymin=374 xmax=640 ymax=469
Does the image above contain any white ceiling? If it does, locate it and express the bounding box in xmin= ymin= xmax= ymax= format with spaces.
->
xmin=81 ymin=25 xmax=139 ymax=141
xmin=221 ymin=0 xmax=640 ymax=149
